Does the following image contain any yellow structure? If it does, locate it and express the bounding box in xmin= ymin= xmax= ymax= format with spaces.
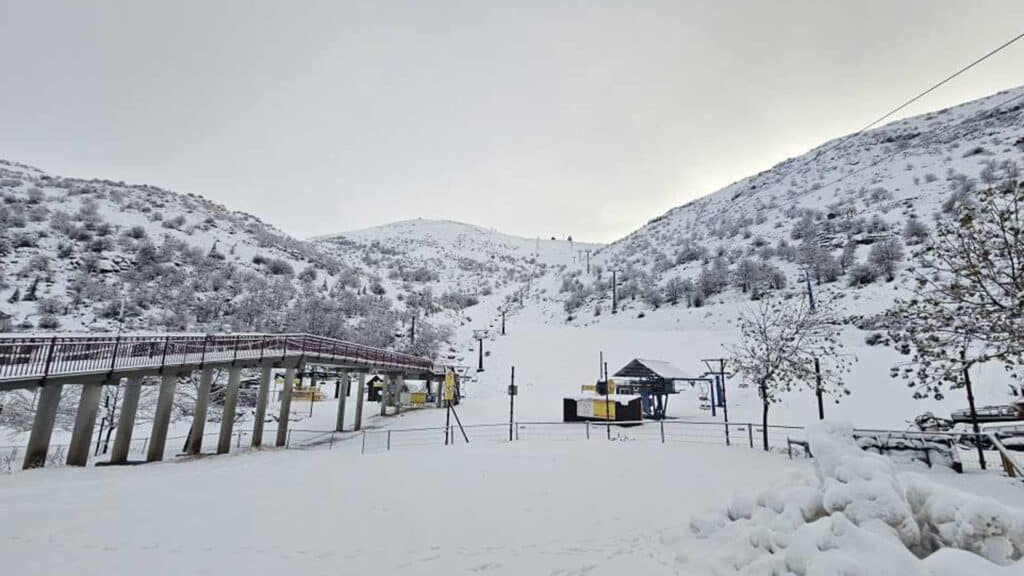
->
xmin=291 ymin=383 xmax=326 ymax=402
xmin=581 ymin=378 xmax=616 ymax=395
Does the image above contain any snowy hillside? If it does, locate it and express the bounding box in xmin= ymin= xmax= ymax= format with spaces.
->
xmin=0 ymin=163 xmax=600 ymax=364
xmin=0 ymin=159 xmax=353 ymax=332
xmin=553 ymin=85 xmax=1024 ymax=322
xmin=314 ymin=218 xmax=602 ymax=364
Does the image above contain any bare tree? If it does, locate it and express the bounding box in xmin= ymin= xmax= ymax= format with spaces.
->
xmin=727 ymin=297 xmax=850 ymax=450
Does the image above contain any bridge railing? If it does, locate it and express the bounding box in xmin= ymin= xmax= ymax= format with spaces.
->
xmin=0 ymin=332 xmax=432 ymax=384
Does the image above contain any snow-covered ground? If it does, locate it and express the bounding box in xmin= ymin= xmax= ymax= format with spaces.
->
xmin=0 ymin=440 xmax=804 ymax=576
xmin=2 ymin=420 xmax=1021 ymax=575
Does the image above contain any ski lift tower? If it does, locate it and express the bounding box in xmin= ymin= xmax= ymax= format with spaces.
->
xmin=473 ymin=329 xmax=489 ymax=372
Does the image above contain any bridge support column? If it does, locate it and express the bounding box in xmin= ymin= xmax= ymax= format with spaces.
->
xmin=275 ymin=366 xmax=296 ymax=447
xmin=394 ymin=372 xmax=404 ymax=415
xmin=335 ymin=370 xmax=349 ymax=432
xmin=380 ymin=373 xmax=389 ymax=417
xmin=217 ymin=366 xmax=242 ymax=454
xmin=67 ymin=383 xmax=103 ymax=466
xmin=187 ymin=367 xmax=214 ymax=455
xmin=252 ymin=367 xmax=272 ymax=447
xmin=147 ymin=372 xmax=177 ymax=462
xmin=23 ymin=383 xmax=65 ymax=469
xmin=353 ymin=372 xmax=366 ymax=431
xmin=110 ymin=376 xmax=143 ymax=464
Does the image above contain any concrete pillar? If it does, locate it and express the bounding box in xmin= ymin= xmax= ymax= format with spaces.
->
xmin=251 ymin=366 xmax=272 ymax=447
xmin=380 ymin=373 xmax=388 ymax=417
xmin=275 ymin=366 xmax=296 ymax=447
xmin=394 ymin=372 xmax=404 ymax=415
xmin=353 ymin=372 xmax=366 ymax=431
xmin=110 ymin=376 xmax=143 ymax=464
xmin=147 ymin=372 xmax=177 ymax=462
xmin=335 ymin=370 xmax=349 ymax=432
xmin=186 ymin=367 xmax=214 ymax=455
xmin=22 ymin=383 xmax=65 ymax=469
xmin=217 ymin=367 xmax=242 ymax=454
xmin=67 ymin=383 xmax=103 ymax=466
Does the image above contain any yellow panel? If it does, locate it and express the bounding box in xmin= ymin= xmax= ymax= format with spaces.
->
xmin=593 ymin=399 xmax=616 ymax=420
xmin=410 ymin=392 xmax=427 ymax=405
xmin=443 ymin=373 xmax=456 ymax=401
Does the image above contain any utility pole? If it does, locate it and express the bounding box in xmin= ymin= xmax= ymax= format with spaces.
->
xmin=501 ymin=309 xmax=506 ymax=335
xmin=508 ymin=366 xmax=516 ymax=441
xmin=410 ymin=314 xmax=416 ymax=345
xmin=702 ymin=358 xmax=733 ymax=445
xmin=611 ymin=270 xmax=618 ymax=314
xmin=585 ymin=250 xmax=591 ymax=274
xmin=805 ymin=269 xmax=824 ymax=420
xmin=473 ymin=330 xmax=488 ymax=372
xmin=814 ymin=357 xmax=824 ymax=420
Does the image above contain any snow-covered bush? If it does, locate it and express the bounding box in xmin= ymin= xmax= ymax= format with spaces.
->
xmin=688 ymin=421 xmax=1024 ymax=574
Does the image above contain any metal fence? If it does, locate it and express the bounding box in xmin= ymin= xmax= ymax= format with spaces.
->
xmin=5 ymin=419 xmax=1020 ymax=479
xmin=357 ymin=419 xmax=1024 ymax=479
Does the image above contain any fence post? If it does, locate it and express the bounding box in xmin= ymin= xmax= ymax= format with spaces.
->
xmin=387 ymin=430 xmax=391 ymax=451
xmin=606 ymin=421 xmax=611 ymax=441
xmin=286 ymin=429 xmax=292 ymax=448
xmin=748 ymin=424 xmax=754 ymax=449
xmin=329 ymin=432 xmax=335 ymax=450
xmin=361 ymin=430 xmax=366 ymax=455
xmin=586 ymin=421 xmax=590 ymax=440
xmin=514 ymin=422 xmax=519 ymax=441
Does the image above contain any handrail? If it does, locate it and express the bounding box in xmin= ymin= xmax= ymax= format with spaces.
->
xmin=987 ymin=433 xmax=1024 ymax=479
xmin=0 ymin=332 xmax=432 ymax=383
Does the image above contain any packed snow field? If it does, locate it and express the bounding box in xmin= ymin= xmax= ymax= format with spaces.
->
xmin=2 ymin=422 xmax=1021 ymax=575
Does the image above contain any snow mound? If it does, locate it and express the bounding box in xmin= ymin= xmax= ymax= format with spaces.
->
xmin=688 ymin=421 xmax=1024 ymax=574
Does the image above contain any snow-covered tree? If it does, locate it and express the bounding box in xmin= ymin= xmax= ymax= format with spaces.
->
xmin=727 ymin=297 xmax=850 ymax=450
xmin=888 ymin=173 xmax=1024 ymax=465
xmin=868 ymin=236 xmax=904 ymax=281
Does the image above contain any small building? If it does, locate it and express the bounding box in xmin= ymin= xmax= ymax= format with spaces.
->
xmin=613 ymin=358 xmax=698 ymax=419
xmin=0 ymin=310 xmax=11 ymax=332
xmin=563 ymin=395 xmax=643 ymax=423
xmin=366 ymin=375 xmax=387 ymax=402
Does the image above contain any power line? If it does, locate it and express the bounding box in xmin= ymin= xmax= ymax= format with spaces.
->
xmin=766 ymin=30 xmax=1024 ymax=189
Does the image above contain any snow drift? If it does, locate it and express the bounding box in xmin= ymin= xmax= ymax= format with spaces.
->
xmin=689 ymin=421 xmax=1024 ymax=574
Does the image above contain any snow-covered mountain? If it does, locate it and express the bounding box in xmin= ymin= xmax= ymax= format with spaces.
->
xmin=549 ymin=85 xmax=1024 ymax=322
xmin=313 ymin=218 xmax=601 ymax=364
xmin=316 ymin=218 xmax=599 ymax=301
xmin=3 ymin=84 xmax=1022 ymax=365
xmin=0 ymin=163 xmax=598 ymax=363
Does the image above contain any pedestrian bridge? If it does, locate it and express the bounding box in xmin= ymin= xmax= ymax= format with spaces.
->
xmin=0 ymin=332 xmax=436 ymax=470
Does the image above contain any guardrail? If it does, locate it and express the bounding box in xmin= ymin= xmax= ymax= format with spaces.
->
xmin=0 ymin=332 xmax=432 ymax=386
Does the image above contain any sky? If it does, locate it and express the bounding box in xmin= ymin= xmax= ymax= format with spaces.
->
xmin=0 ymin=1 xmax=1022 ymax=244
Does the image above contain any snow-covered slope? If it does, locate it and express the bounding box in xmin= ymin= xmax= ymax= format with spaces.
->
xmin=0 ymin=159 xmax=357 ymax=333
xmin=314 ymin=218 xmax=602 ymax=364
xmin=551 ymin=85 xmax=1024 ymax=322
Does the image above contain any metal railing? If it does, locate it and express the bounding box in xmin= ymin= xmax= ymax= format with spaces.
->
xmin=5 ymin=419 xmax=1020 ymax=479
xmin=0 ymin=332 xmax=432 ymax=385
xmin=356 ymin=419 xmax=1024 ymax=479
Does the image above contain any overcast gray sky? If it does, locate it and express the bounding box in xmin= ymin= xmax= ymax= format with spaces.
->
xmin=1 ymin=1 xmax=1021 ymax=243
